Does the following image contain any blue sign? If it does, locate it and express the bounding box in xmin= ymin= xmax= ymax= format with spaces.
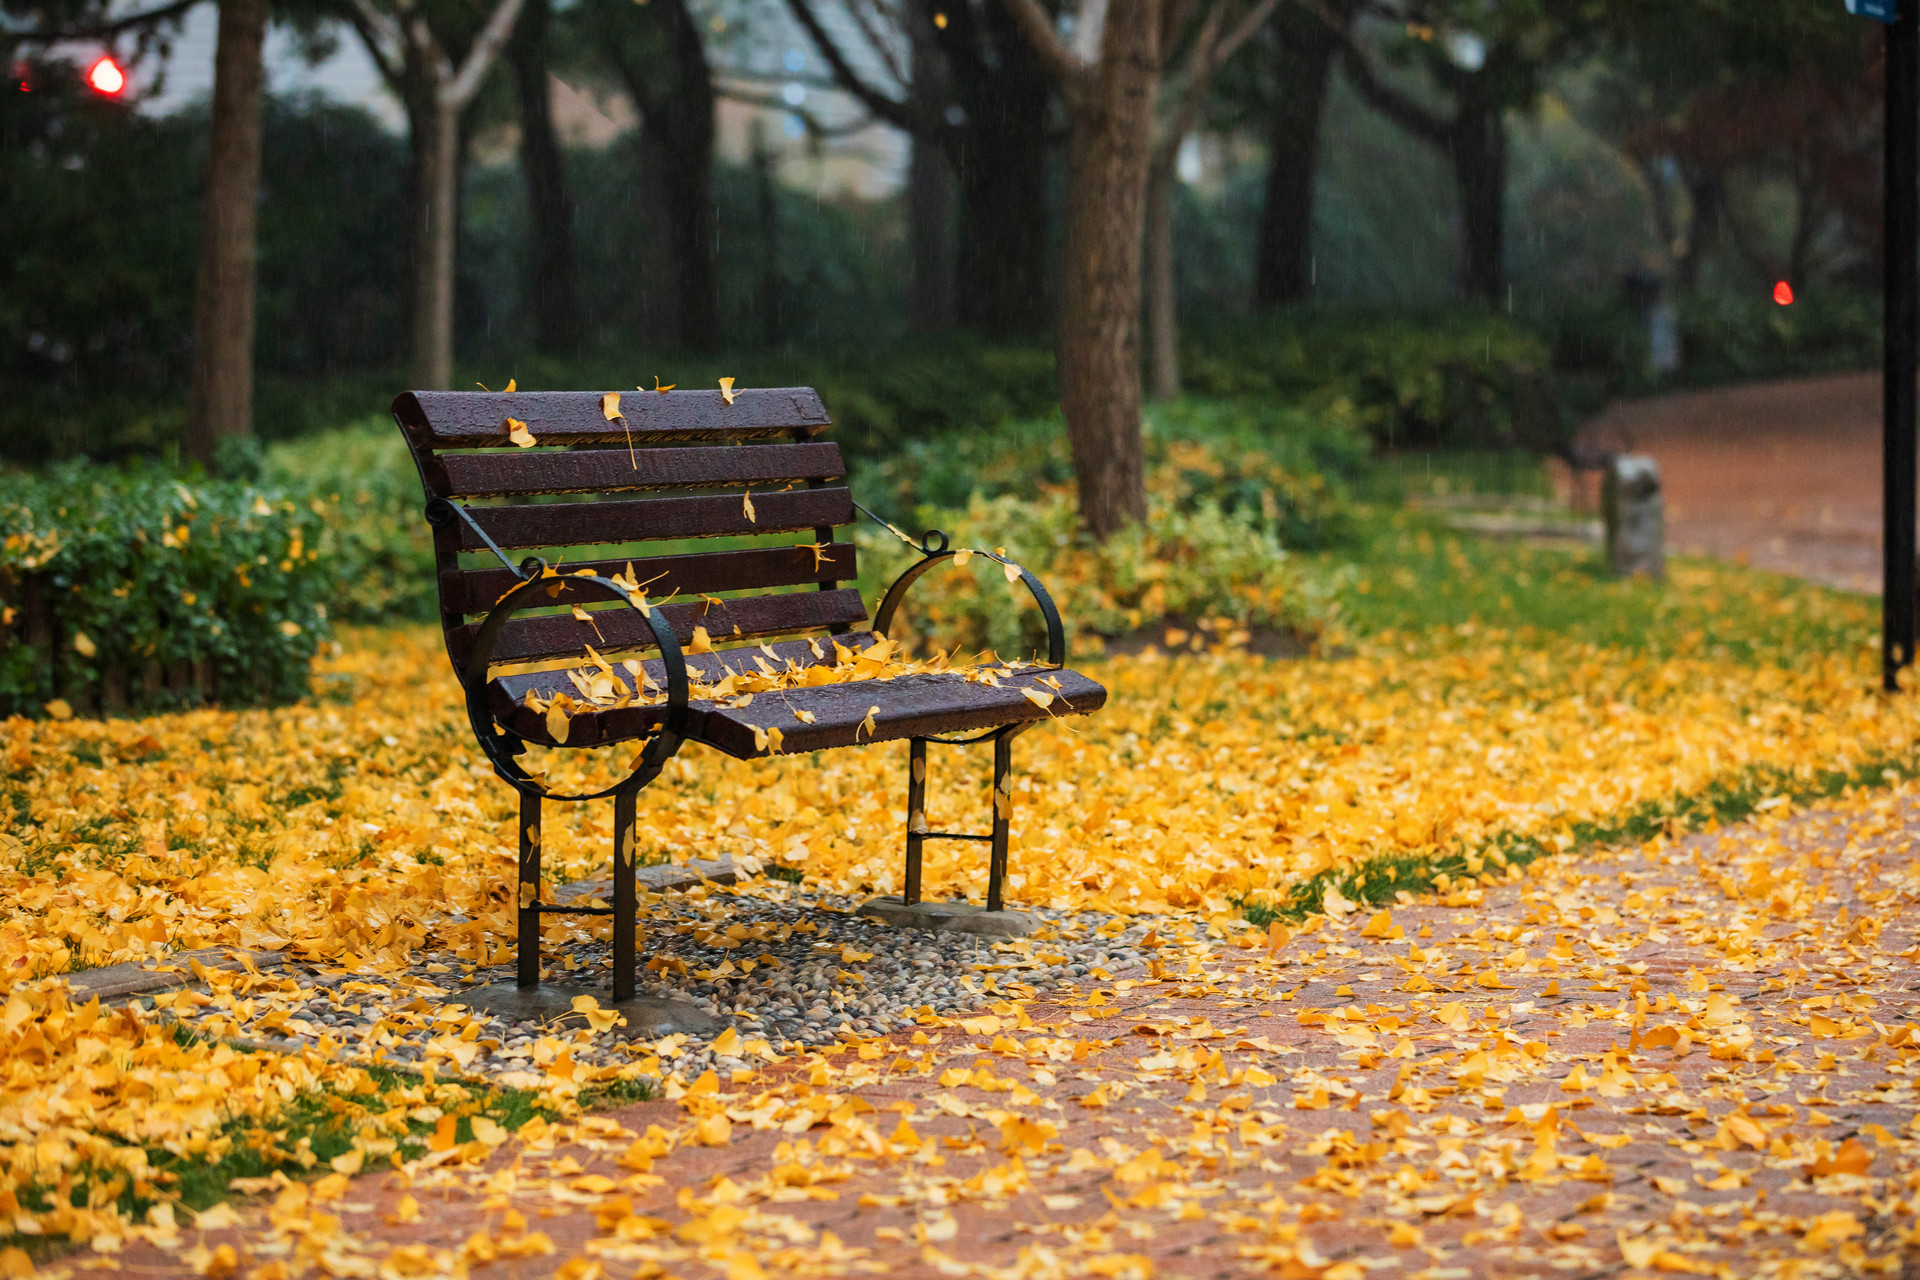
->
xmin=1848 ymin=0 xmax=1898 ymax=21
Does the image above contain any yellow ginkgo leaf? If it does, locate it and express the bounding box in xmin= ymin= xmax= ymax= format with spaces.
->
xmin=649 ymin=376 xmax=675 ymax=393
xmin=601 ymin=391 xmax=621 ymax=419
xmin=1022 ymin=687 xmax=1053 ymax=710
xmin=689 ymin=626 xmax=713 ymax=654
xmin=742 ymin=491 xmax=756 ymax=523
xmin=545 ymin=702 xmax=571 ymax=745
xmin=504 ymin=378 xmax=516 ymax=393
xmin=507 ymin=418 xmax=536 ymax=448
xmin=719 ymin=376 xmax=736 ymax=405
xmin=1003 ymin=559 xmax=1021 ymax=584
xmin=857 ymin=705 xmax=880 ymax=739
xmin=953 ymin=548 xmax=973 ymax=567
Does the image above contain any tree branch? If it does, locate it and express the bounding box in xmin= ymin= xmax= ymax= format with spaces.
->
xmin=1155 ymin=0 xmax=1284 ymax=162
xmin=845 ymin=0 xmax=908 ymax=91
xmin=716 ymin=81 xmax=880 ymax=138
xmin=1338 ymin=33 xmax=1447 ymax=145
xmin=782 ymin=0 xmax=921 ymax=132
xmin=444 ymin=0 xmax=528 ymax=107
xmin=343 ymin=0 xmax=406 ymax=93
xmin=0 ymin=0 xmax=196 ymax=51
xmin=996 ymin=0 xmax=1087 ymax=94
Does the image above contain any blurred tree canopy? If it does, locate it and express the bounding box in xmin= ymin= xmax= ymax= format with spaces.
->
xmin=0 ymin=0 xmax=1899 ymax=466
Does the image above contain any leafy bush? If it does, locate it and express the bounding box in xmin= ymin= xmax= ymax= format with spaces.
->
xmin=1181 ymin=310 xmax=1566 ymax=454
xmin=861 ymin=398 xmax=1365 ymax=551
xmin=0 ymin=467 xmax=332 ymax=716
xmin=263 ymin=423 xmax=437 ymax=624
xmin=853 ymin=405 xmax=1359 ymax=655
xmin=1549 ymin=288 xmax=1878 ymax=409
xmin=854 ymin=491 xmax=1322 ymax=661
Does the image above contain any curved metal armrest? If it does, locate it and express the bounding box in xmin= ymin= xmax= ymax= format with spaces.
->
xmin=460 ymin=572 xmax=691 ymax=801
xmin=872 ymin=541 xmax=1067 ymax=669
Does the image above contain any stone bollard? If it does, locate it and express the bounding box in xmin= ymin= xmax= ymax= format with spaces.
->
xmin=1603 ymin=453 xmax=1665 ymax=578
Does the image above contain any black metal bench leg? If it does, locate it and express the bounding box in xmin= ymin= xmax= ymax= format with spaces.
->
xmin=988 ymin=731 xmax=1013 ymax=913
xmin=905 ymin=738 xmax=927 ymax=906
xmin=516 ymin=790 xmax=542 ymax=990
xmin=612 ymin=783 xmax=638 ymax=1004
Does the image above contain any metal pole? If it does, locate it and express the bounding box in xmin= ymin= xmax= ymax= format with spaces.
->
xmin=1886 ymin=0 xmax=1918 ymax=692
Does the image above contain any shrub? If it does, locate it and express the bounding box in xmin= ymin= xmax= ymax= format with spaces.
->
xmin=263 ymin=423 xmax=437 ymax=624
xmin=853 ymin=406 xmax=1357 ymax=656
xmin=1181 ymin=310 xmax=1566 ymax=454
xmin=0 ymin=466 xmax=332 ymax=717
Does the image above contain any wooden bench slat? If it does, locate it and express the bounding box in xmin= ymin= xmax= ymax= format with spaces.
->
xmin=490 ymin=661 xmax=1107 ymax=757
xmin=460 ymin=587 xmax=869 ymax=667
xmin=432 ymin=442 xmax=846 ymax=498
xmin=451 ymin=486 xmax=853 ymax=552
xmin=441 ymin=544 xmax=858 ymax=617
xmin=492 ymin=634 xmax=881 ymax=709
xmin=396 ymin=388 xmax=830 ymax=448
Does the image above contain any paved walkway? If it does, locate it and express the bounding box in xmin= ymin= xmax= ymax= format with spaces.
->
xmin=1580 ymin=373 xmax=1890 ymax=593
xmin=106 ymin=783 xmax=1920 ymax=1278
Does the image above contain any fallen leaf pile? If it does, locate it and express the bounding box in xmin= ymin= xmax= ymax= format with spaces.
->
xmin=70 ymin=781 xmax=1920 ymax=1278
xmin=3 ymin=563 xmax=1919 ymax=1267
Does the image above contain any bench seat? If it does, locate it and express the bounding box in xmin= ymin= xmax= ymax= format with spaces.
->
xmin=491 ymin=638 xmax=1108 ymax=758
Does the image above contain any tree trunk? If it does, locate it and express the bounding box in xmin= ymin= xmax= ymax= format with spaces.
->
xmin=411 ymin=97 xmax=460 ymax=390
xmin=950 ymin=3 xmax=1053 ymax=336
xmin=907 ymin=17 xmax=956 ymax=333
xmin=186 ymin=0 xmax=267 ymax=463
xmin=647 ymin=0 xmax=720 ymax=352
xmin=1676 ymin=167 xmax=1724 ymax=291
xmin=1144 ymin=148 xmax=1178 ymax=399
xmin=509 ymin=0 xmax=581 ymax=355
xmin=1058 ymin=0 xmax=1157 ymax=539
xmin=908 ymin=140 xmax=958 ymax=333
xmin=751 ymin=118 xmax=785 ymax=346
xmin=1252 ymin=3 xmax=1343 ymax=309
xmin=1449 ymin=85 xmax=1506 ymax=303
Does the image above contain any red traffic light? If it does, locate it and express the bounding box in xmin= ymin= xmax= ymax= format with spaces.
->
xmin=86 ymin=56 xmax=125 ymax=96
xmin=1773 ymin=280 xmax=1794 ymax=306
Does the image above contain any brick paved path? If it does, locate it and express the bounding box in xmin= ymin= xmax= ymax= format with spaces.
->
xmin=110 ymin=783 xmax=1920 ymax=1279
xmin=1579 ymin=373 xmax=1891 ymax=594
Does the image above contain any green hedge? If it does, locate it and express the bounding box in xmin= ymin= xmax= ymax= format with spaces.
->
xmin=0 ymin=466 xmax=332 ymax=717
xmin=1180 ymin=310 xmax=1566 ymax=454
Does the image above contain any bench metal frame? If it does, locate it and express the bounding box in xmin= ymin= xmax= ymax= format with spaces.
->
xmin=397 ymin=390 xmax=1087 ymax=1006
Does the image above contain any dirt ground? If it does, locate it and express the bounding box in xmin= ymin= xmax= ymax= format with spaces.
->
xmin=1576 ymin=372 xmax=1891 ymax=594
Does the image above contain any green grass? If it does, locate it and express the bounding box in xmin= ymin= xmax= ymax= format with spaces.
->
xmin=1237 ymin=741 xmax=1917 ymax=928
xmin=1308 ymin=507 xmax=1873 ymax=664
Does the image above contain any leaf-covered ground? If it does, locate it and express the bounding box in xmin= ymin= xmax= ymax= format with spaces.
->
xmin=3 ymin=555 xmax=1919 ymax=1271
xmin=97 ymin=783 xmax=1920 ymax=1279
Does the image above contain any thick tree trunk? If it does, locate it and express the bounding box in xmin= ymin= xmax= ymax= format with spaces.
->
xmin=751 ymin=118 xmax=785 ymax=346
xmin=1144 ymin=149 xmax=1178 ymax=400
xmin=908 ymin=140 xmax=958 ymax=333
xmin=186 ymin=0 xmax=268 ymax=463
xmin=411 ymin=99 xmax=459 ymax=390
xmin=1252 ymin=4 xmax=1343 ymax=309
xmin=950 ymin=4 xmax=1052 ymax=336
xmin=907 ymin=19 xmax=956 ymax=333
xmin=509 ymin=0 xmax=580 ymax=355
xmin=1449 ymin=87 xmax=1506 ymax=303
xmin=1058 ymin=0 xmax=1158 ymax=539
xmin=656 ymin=0 xmax=720 ymax=352
xmin=1676 ymin=167 xmax=1725 ymax=290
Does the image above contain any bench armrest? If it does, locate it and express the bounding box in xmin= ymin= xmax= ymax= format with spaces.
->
xmin=460 ymin=572 xmax=690 ymax=799
xmin=872 ymin=542 xmax=1067 ymax=668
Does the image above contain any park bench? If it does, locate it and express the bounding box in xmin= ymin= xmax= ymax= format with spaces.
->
xmin=393 ymin=387 xmax=1106 ymax=1013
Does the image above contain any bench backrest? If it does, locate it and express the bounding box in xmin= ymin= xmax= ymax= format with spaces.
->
xmin=392 ymin=388 xmax=862 ymax=675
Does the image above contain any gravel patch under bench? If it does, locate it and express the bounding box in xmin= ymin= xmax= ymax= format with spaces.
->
xmin=130 ymin=878 xmax=1157 ymax=1088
